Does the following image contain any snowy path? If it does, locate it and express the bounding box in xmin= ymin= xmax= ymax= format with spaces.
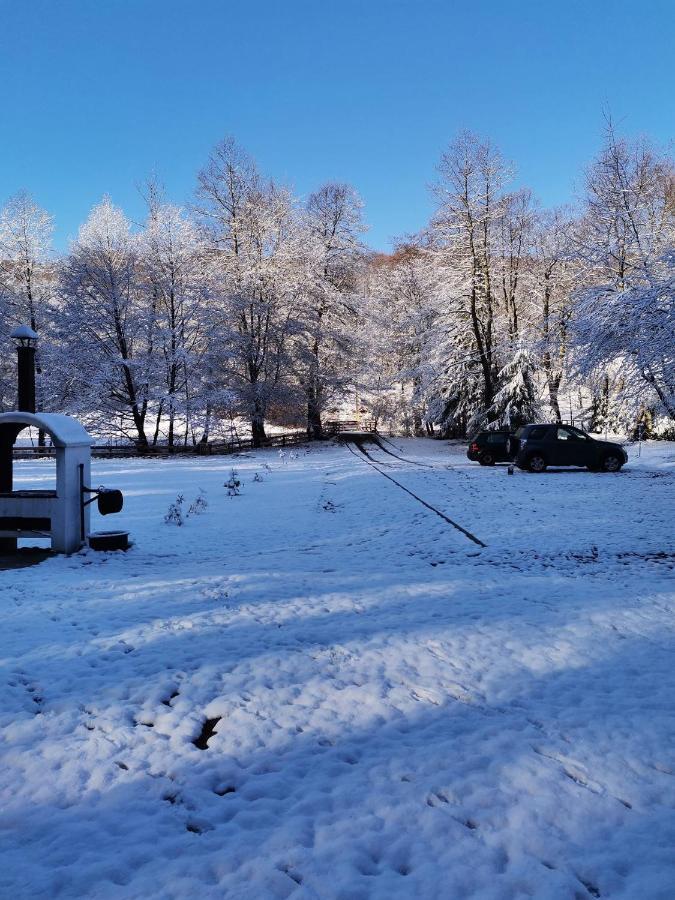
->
xmin=1 ymin=440 xmax=674 ymax=899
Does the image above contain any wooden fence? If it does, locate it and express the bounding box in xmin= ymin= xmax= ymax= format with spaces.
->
xmin=323 ymin=420 xmax=377 ymax=434
xmin=12 ymin=421 xmax=378 ymax=460
xmin=12 ymin=430 xmax=309 ymax=460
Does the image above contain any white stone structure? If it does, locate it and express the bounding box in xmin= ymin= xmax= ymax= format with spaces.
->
xmin=0 ymin=412 xmax=94 ymax=554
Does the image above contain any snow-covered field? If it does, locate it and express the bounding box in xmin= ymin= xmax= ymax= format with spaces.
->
xmin=1 ymin=438 xmax=674 ymax=900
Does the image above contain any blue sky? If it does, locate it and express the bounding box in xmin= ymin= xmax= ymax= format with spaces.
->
xmin=0 ymin=0 xmax=673 ymax=252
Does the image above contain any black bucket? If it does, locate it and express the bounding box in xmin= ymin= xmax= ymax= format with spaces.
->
xmin=97 ymin=489 xmax=124 ymax=515
xmin=89 ymin=530 xmax=130 ymax=551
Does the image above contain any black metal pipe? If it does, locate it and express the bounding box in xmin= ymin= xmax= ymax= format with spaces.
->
xmin=17 ymin=345 xmax=36 ymax=413
xmin=79 ymin=464 xmax=85 ymax=541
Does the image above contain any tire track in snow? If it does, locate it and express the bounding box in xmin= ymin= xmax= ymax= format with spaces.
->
xmin=372 ymin=435 xmax=439 ymax=469
xmin=344 ymin=440 xmax=486 ymax=548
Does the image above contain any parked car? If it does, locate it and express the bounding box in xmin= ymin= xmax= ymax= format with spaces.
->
xmin=467 ymin=430 xmax=514 ymax=466
xmin=508 ymin=424 xmax=627 ymax=472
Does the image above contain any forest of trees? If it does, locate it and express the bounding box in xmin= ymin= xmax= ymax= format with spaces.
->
xmin=0 ymin=124 xmax=673 ymax=447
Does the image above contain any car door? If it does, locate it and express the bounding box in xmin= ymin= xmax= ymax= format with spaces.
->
xmin=518 ymin=425 xmax=550 ymax=462
xmin=567 ymin=426 xmax=596 ymax=467
xmin=553 ymin=426 xmax=587 ymax=466
xmin=486 ymin=432 xmax=507 ymax=460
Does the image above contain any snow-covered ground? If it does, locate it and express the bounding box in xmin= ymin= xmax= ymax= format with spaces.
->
xmin=1 ymin=438 xmax=674 ymax=899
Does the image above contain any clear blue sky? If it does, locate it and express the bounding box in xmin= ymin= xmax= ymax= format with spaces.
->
xmin=0 ymin=0 xmax=673 ymax=252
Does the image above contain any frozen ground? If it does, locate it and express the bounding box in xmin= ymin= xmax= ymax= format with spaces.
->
xmin=1 ymin=438 xmax=674 ymax=899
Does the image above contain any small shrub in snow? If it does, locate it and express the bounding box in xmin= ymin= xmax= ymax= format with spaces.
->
xmin=165 ymin=494 xmax=185 ymax=526
xmin=188 ymin=489 xmax=208 ymax=516
xmin=225 ymin=470 xmax=241 ymax=496
xmin=253 ymin=472 xmax=264 ymax=483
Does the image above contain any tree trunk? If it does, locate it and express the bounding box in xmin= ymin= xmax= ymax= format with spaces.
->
xmin=134 ymin=423 xmax=149 ymax=451
xmin=547 ymin=374 xmax=563 ymax=423
xmin=643 ymin=367 xmax=675 ymax=422
xmin=152 ymin=401 xmax=164 ymax=447
xmin=199 ymin=403 xmax=212 ymax=444
xmin=306 ymin=330 xmax=323 ymax=439
xmin=251 ymin=414 xmax=266 ymax=448
xmin=307 ymin=402 xmax=322 ymax=440
xmin=306 ymin=377 xmax=322 ymax=439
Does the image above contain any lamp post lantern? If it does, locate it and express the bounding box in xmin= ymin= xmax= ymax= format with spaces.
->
xmin=10 ymin=325 xmax=38 ymax=414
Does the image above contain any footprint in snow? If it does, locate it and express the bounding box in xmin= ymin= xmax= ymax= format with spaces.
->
xmin=426 ymin=790 xmax=451 ymax=808
xmin=192 ymin=716 xmax=221 ymax=750
xmin=186 ymin=819 xmax=214 ymax=835
xmin=213 ymin=785 xmax=236 ymax=796
xmin=575 ymin=875 xmax=601 ymax=897
xmin=338 ymin=752 xmax=359 ymax=765
xmin=426 ymin=791 xmax=478 ymax=830
xmin=532 ymin=747 xmax=598 ymax=788
xmin=277 ymin=864 xmax=303 ymax=886
xmin=410 ymin=687 xmax=443 ymax=706
xmin=11 ymin=674 xmax=44 ymax=711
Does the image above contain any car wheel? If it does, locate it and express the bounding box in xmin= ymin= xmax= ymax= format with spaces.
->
xmin=602 ymin=454 xmax=622 ymax=472
xmin=527 ymin=454 xmax=547 ymax=473
xmin=479 ymin=452 xmax=495 ymax=466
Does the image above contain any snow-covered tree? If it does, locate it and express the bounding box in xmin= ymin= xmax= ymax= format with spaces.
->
xmin=488 ymin=347 xmax=541 ymax=429
xmin=413 ymin=134 xmax=543 ymax=434
xmin=485 ymin=187 xmax=540 ymax=428
xmin=0 ymin=284 xmax=14 ymax=411
xmin=299 ymin=183 xmax=366 ymax=438
xmin=366 ymin=247 xmax=439 ymax=434
xmin=140 ymin=192 xmax=210 ymax=446
xmin=195 ymin=138 xmax=303 ymax=446
xmin=430 ymin=132 xmax=508 ymax=418
xmin=529 ymin=210 xmax=578 ymax=423
xmin=0 ymin=191 xmax=54 ymax=332
xmin=579 ymin=122 xmax=673 ymax=285
xmin=573 ymin=124 xmax=675 ymax=429
xmin=573 ymin=249 xmax=675 ymax=424
xmin=0 ymin=192 xmax=55 ymax=418
xmin=58 ymin=197 xmax=155 ymax=447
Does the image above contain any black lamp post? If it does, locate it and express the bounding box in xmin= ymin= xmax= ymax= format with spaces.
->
xmin=10 ymin=325 xmax=38 ymax=413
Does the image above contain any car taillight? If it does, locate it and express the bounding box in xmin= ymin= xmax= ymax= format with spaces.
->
xmin=470 ymin=442 xmax=479 ymax=452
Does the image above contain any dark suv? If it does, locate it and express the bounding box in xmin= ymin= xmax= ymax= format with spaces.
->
xmin=467 ymin=430 xmax=513 ymax=466
xmin=509 ymin=424 xmax=627 ymax=472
